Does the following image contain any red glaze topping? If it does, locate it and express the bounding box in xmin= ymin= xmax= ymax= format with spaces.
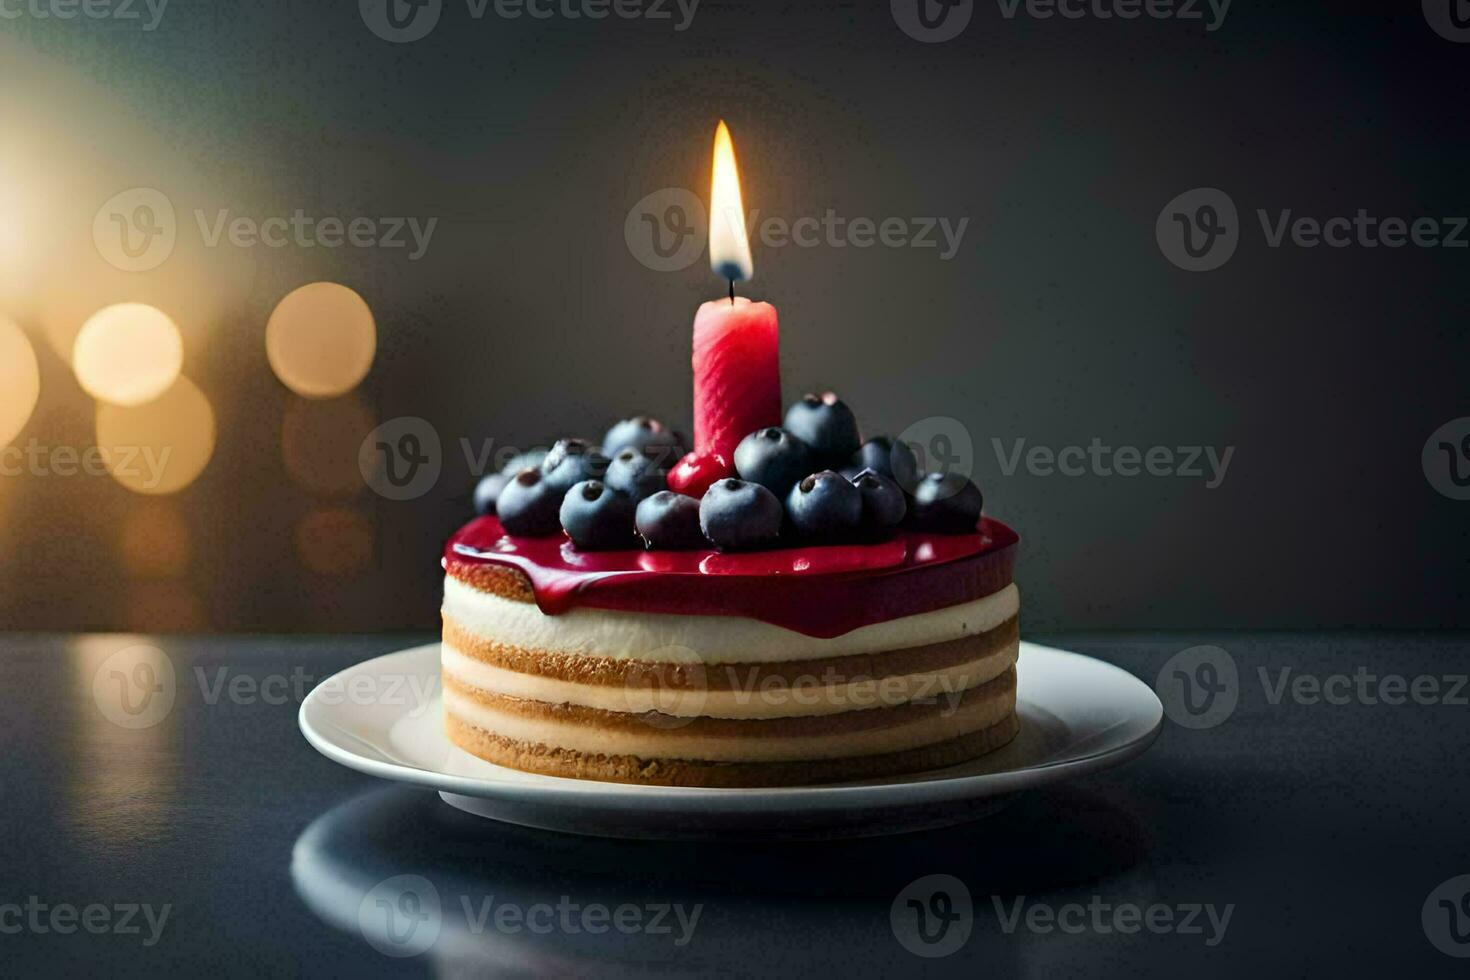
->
xmin=443 ymin=516 xmax=1019 ymax=638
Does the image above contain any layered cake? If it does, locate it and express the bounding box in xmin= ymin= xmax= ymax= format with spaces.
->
xmin=442 ymin=410 xmax=1021 ymax=788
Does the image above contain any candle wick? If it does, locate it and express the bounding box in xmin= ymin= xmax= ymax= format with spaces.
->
xmin=728 ymin=279 xmax=734 ymax=305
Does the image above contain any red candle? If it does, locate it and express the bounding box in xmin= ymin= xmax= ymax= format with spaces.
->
xmin=692 ymin=297 xmax=781 ymax=459
xmin=687 ymin=120 xmax=782 ymax=468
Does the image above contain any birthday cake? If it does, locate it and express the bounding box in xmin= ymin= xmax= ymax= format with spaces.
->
xmin=441 ymin=398 xmax=1020 ymax=787
xmin=439 ymin=122 xmax=1020 ymax=787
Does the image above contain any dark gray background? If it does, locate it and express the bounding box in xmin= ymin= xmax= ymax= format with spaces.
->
xmin=1 ymin=2 xmax=1466 ymax=631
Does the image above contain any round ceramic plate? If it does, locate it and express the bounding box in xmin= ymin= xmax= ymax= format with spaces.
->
xmin=299 ymin=642 xmax=1162 ymax=839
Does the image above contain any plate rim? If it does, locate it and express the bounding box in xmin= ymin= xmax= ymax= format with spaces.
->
xmin=299 ymin=641 xmax=1162 ymax=810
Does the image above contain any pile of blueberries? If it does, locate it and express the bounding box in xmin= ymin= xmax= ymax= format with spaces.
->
xmin=473 ymin=393 xmax=983 ymax=552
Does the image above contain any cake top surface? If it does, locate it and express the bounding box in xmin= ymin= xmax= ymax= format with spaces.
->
xmin=443 ymin=515 xmax=1018 ymax=637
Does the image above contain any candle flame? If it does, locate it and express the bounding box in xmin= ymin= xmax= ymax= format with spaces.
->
xmin=709 ymin=120 xmax=753 ymax=283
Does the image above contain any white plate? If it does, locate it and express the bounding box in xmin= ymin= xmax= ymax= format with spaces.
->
xmin=299 ymin=641 xmax=1162 ymax=839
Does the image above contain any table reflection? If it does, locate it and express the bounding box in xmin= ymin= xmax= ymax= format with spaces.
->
xmin=290 ymin=783 xmax=1152 ymax=976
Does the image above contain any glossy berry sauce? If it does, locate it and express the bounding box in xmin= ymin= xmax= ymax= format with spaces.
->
xmin=444 ymin=516 xmax=1018 ymax=639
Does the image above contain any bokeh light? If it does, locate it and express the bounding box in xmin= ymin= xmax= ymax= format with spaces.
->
xmin=266 ymin=282 xmax=376 ymax=398
xmin=74 ymin=303 xmax=183 ymax=406
xmin=95 ymin=376 xmax=215 ymax=494
xmin=119 ymin=502 xmax=192 ymax=578
xmin=294 ymin=507 xmax=375 ymax=576
xmin=281 ymin=394 xmax=375 ymax=497
xmin=0 ymin=316 xmax=40 ymax=447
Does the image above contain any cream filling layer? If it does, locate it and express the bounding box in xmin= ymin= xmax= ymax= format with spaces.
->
xmin=442 ymin=577 xmax=1019 ymax=664
xmin=441 ymin=639 xmax=1018 ymax=720
xmin=442 ymin=683 xmax=1015 ymax=763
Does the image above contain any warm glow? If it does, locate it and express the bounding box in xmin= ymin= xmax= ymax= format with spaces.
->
xmin=266 ymin=282 xmax=376 ymax=398
xmin=73 ymin=303 xmax=183 ymax=407
xmin=0 ymin=147 xmax=47 ymax=313
xmin=95 ymin=376 xmax=216 ymax=494
xmin=0 ymin=41 xmax=257 ymax=364
xmin=710 ymin=120 xmax=753 ymax=283
xmin=0 ymin=316 xmax=40 ymax=447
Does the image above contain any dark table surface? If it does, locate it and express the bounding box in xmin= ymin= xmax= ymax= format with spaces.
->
xmin=2 ymin=630 xmax=1468 ymax=978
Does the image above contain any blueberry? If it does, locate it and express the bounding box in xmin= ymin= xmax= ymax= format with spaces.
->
xmin=473 ymin=472 xmax=509 ymax=516
xmin=850 ymin=468 xmax=907 ymax=538
xmin=699 ymin=478 xmax=783 ymax=551
xmin=496 ymin=468 xmax=564 ymax=536
xmin=559 ymin=480 xmax=637 ymax=550
xmin=783 ymin=392 xmax=861 ymax=466
xmin=601 ymin=416 xmax=685 ymax=467
xmin=908 ymin=473 xmax=984 ymax=533
xmin=786 ymin=470 xmax=863 ymax=542
xmin=541 ymin=438 xmax=610 ymax=492
xmin=604 ymin=447 xmax=668 ymax=502
xmin=849 ymin=436 xmax=919 ymax=493
xmin=499 ymin=448 xmax=548 ymax=476
xmin=733 ymin=427 xmax=812 ymax=499
xmin=635 ymin=491 xmax=706 ymax=550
